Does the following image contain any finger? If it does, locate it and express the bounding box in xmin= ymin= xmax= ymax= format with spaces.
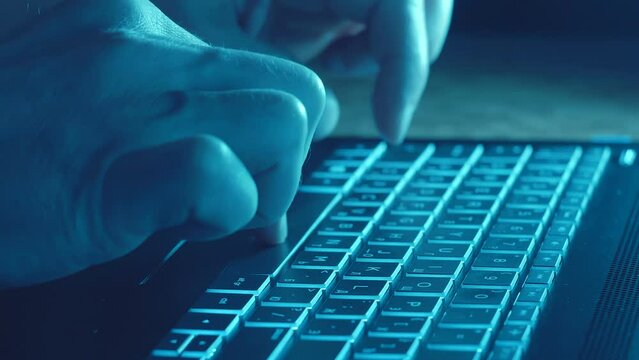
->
xmin=369 ymin=0 xmax=428 ymax=144
xmin=327 ymin=0 xmax=428 ymax=144
xmin=143 ymin=89 xmax=308 ymax=230
xmin=174 ymin=47 xmax=325 ymax=148
xmin=314 ymin=87 xmax=340 ymax=140
xmin=254 ymin=215 xmax=289 ymax=245
xmin=97 ymin=36 xmax=324 ymax=151
xmin=101 ymin=135 xmax=258 ymax=258
xmin=425 ymin=0 xmax=455 ymax=62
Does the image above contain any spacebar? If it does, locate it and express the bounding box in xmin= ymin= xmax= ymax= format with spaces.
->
xmin=221 ymin=191 xmax=338 ymax=276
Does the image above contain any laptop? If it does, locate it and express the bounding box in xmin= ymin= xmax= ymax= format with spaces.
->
xmin=2 ymin=138 xmax=639 ymax=360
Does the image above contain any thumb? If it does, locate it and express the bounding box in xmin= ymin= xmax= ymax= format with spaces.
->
xmin=100 ymin=135 xmax=258 ymax=258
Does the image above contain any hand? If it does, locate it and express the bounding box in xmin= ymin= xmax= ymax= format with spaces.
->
xmin=154 ymin=0 xmax=454 ymax=143
xmin=0 ymin=0 xmax=324 ymax=287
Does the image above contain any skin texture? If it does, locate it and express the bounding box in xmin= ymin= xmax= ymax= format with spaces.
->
xmin=0 ymin=0 xmax=453 ymax=287
xmin=0 ymin=0 xmax=324 ymax=287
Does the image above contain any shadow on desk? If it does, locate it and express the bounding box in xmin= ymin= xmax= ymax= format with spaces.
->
xmin=326 ymin=35 xmax=639 ymax=141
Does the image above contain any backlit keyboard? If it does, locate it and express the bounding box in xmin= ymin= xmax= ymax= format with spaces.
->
xmin=149 ymin=142 xmax=610 ymax=360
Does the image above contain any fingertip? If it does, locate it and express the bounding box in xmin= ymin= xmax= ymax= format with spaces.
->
xmin=372 ymin=81 xmax=415 ymax=145
xmin=255 ymin=215 xmax=288 ymax=246
xmin=313 ymin=88 xmax=340 ymax=141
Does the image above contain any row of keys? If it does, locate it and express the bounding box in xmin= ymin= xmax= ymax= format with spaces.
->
xmin=488 ymin=146 xmax=610 ymax=359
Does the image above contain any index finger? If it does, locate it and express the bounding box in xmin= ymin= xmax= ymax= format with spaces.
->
xmin=369 ymin=0 xmax=428 ymax=144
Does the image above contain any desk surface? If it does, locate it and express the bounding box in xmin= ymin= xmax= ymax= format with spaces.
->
xmin=327 ymin=35 xmax=639 ymax=141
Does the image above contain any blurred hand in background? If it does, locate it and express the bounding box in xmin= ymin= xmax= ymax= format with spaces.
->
xmin=153 ymin=0 xmax=454 ymax=143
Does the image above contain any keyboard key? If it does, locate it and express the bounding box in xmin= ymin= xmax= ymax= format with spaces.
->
xmin=313 ymin=162 xmax=360 ymax=177
xmin=356 ymin=245 xmax=413 ymax=263
xmin=512 ymin=180 xmax=557 ymax=194
xmin=496 ymin=324 xmax=532 ymax=345
xmin=490 ymin=222 xmax=542 ymax=238
xmin=367 ymin=229 xmax=423 ymax=246
xmin=451 ymin=288 xmax=510 ymax=309
xmin=343 ymin=192 xmax=392 ymax=205
xmin=516 ymin=285 xmax=548 ymax=305
xmin=317 ymin=219 xmax=372 ymax=236
xmin=533 ymin=252 xmax=562 ymax=268
xmin=488 ymin=344 xmax=524 ymax=360
xmin=301 ymin=318 xmax=365 ymax=341
xmin=473 ymin=253 xmax=527 ymax=271
xmin=481 ymin=236 xmax=535 ymax=254
xmin=330 ymin=205 xmax=382 ymax=220
xmin=462 ymin=270 xmax=518 ymax=290
xmin=305 ymin=234 xmax=361 ymax=253
xmin=411 ymin=174 xmax=456 ymax=188
xmin=432 ymin=144 xmax=476 ymax=159
xmin=283 ymin=339 xmax=351 ymax=360
xmin=152 ymin=333 xmax=192 ymax=357
xmin=395 ymin=276 xmax=453 ymax=297
xmin=422 ymin=349 xmax=482 ymax=360
xmin=547 ymin=222 xmax=576 ymax=238
xmin=261 ymin=287 xmax=323 ymax=308
xmin=416 ymin=243 xmax=474 ymax=260
xmin=221 ymin=327 xmax=293 ymax=360
xmin=507 ymin=193 xmax=555 ymax=208
xmin=331 ymin=279 xmax=390 ymax=300
xmin=302 ymin=176 xmax=350 ymax=191
xmin=391 ymin=199 xmax=440 ymax=214
xmin=291 ymin=251 xmax=349 ymax=271
xmin=369 ymin=316 xmax=432 ymax=338
xmin=427 ymin=228 xmax=482 ymax=244
xmin=499 ymin=207 xmax=550 ymax=224
xmin=456 ymin=185 xmax=502 ymax=200
xmin=355 ymin=178 xmax=400 ymax=193
xmin=440 ymin=308 xmax=501 ymax=329
xmin=448 ymin=199 xmax=498 ymax=214
xmin=473 ymin=160 xmax=517 ymax=175
xmin=173 ymin=313 xmax=239 ymax=335
xmin=191 ymin=293 xmax=256 ymax=315
xmin=380 ymin=143 xmax=428 ymax=162
xmin=525 ymin=268 xmax=555 ymax=287
xmin=245 ymin=306 xmax=308 ymax=328
xmin=428 ymin=328 xmax=491 ymax=351
xmin=438 ymin=213 xmax=491 ymax=229
xmin=382 ymin=296 xmax=442 ymax=317
xmin=465 ymin=172 xmax=510 ymax=187
xmin=366 ymin=166 xmax=406 ymax=180
xmin=354 ymin=337 xmax=419 ymax=359
xmin=540 ymin=235 xmax=569 ymax=253
xmin=506 ymin=305 xmax=540 ymax=325
xmin=181 ymin=335 xmax=222 ymax=359
xmin=277 ymin=269 xmax=336 ymax=288
xmin=400 ymin=185 xmax=447 ymax=200
xmin=344 ymin=262 xmax=402 ymax=281
xmin=555 ymin=208 xmax=583 ymax=224
xmin=484 ymin=144 xmax=527 ymax=157
xmin=407 ymin=259 xmax=464 ymax=278
xmin=420 ymin=162 xmax=465 ymax=175
xmin=208 ymin=274 xmax=270 ymax=295
xmin=316 ymin=299 xmax=378 ymax=320
xmin=379 ymin=213 xmax=432 ymax=230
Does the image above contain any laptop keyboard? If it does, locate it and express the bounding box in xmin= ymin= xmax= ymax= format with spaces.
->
xmin=149 ymin=142 xmax=610 ymax=360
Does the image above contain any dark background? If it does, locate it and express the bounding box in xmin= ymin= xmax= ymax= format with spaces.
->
xmin=452 ymin=0 xmax=639 ymax=38
xmin=332 ymin=0 xmax=639 ymax=140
